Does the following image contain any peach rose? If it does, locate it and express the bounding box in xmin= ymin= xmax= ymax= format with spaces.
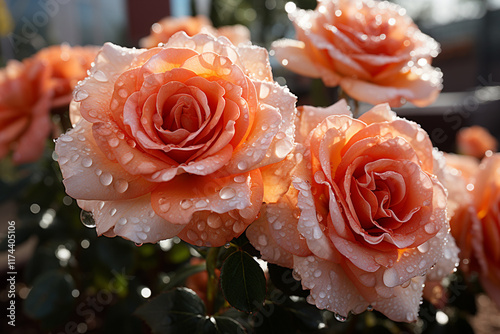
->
xmin=55 ymin=33 xmax=297 ymax=247
xmin=247 ymin=101 xmax=457 ymax=322
xmin=139 ymin=15 xmax=250 ymax=48
xmin=456 ymin=126 xmax=498 ymax=159
xmin=448 ymin=154 xmax=500 ymax=307
xmin=0 ymin=45 xmax=97 ymax=164
xmin=272 ymin=0 xmax=442 ymax=107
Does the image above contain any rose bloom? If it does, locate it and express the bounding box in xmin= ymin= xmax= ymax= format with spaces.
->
xmin=0 ymin=44 xmax=97 ymax=164
xmin=55 ymin=33 xmax=297 ymax=247
xmin=247 ymin=100 xmax=458 ymax=322
xmin=447 ymin=153 xmax=500 ymax=307
xmin=272 ymin=0 xmax=442 ymax=107
xmin=456 ymin=125 xmax=498 ymax=159
xmin=139 ymin=15 xmax=250 ymax=48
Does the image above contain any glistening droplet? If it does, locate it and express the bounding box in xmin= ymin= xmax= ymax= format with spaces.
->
xmin=80 ymin=210 xmax=96 ymax=228
xmin=334 ymin=313 xmax=348 ymax=322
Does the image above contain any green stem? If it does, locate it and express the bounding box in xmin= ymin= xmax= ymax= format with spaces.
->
xmin=206 ymin=246 xmax=221 ymax=315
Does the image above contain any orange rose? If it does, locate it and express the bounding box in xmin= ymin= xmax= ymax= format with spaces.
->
xmin=55 ymin=33 xmax=297 ymax=247
xmin=139 ymin=15 xmax=250 ymax=48
xmin=0 ymin=44 xmax=97 ymax=164
xmin=456 ymin=126 xmax=498 ymax=159
xmin=272 ymin=0 xmax=442 ymax=107
xmin=248 ymin=101 xmax=457 ymax=322
xmin=448 ymin=154 xmax=500 ymax=307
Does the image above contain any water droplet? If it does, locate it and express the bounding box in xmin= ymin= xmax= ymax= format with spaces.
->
xmin=74 ymin=89 xmax=89 ymax=102
xmin=60 ymin=135 xmax=73 ymax=142
xmin=135 ymin=243 xmax=143 ymax=247
xmin=334 ymin=313 xmax=348 ymax=322
xmin=275 ymin=139 xmax=293 ymax=159
xmin=118 ymin=217 xmax=127 ymax=225
xmin=383 ymin=267 xmax=398 ymax=287
xmin=110 ymin=208 xmax=117 ymax=216
xmin=417 ymin=242 xmax=429 ymax=253
xmin=237 ymin=161 xmax=248 ymax=170
xmin=93 ymin=70 xmax=108 ymax=82
xmin=195 ymin=200 xmax=208 ymax=208
xmin=207 ymin=213 xmax=222 ymax=228
xmin=219 ymin=187 xmax=236 ymax=200
xmin=224 ymin=242 xmax=231 ymax=249
xmin=80 ymin=210 xmax=96 ymax=228
xmin=114 ymin=179 xmax=129 ymax=193
xmin=81 ymin=157 xmax=93 ymax=168
xmin=367 ymin=305 xmax=374 ymax=312
xmin=180 ymin=199 xmax=192 ymax=210
xmin=99 ymin=172 xmax=113 ymax=186
xmin=234 ymin=175 xmax=246 ymax=183
xmin=158 ymin=198 xmax=171 ymax=213
xmin=121 ymin=152 xmax=134 ymax=164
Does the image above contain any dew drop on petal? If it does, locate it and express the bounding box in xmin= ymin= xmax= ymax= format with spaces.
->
xmin=334 ymin=313 xmax=348 ymax=322
xmin=275 ymin=139 xmax=293 ymax=159
xmin=224 ymin=242 xmax=231 ymax=249
xmin=135 ymin=243 xmax=143 ymax=247
xmin=219 ymin=186 xmax=236 ymax=200
xmin=80 ymin=210 xmax=96 ymax=228
xmin=99 ymin=172 xmax=113 ymax=186
xmin=81 ymin=157 xmax=93 ymax=168
xmin=417 ymin=242 xmax=429 ymax=253
xmin=114 ymin=179 xmax=129 ymax=193
xmin=74 ymin=89 xmax=89 ymax=102
xmin=382 ymin=267 xmax=398 ymax=287
xmin=180 ymin=199 xmax=192 ymax=210
xmin=93 ymin=70 xmax=108 ymax=82
xmin=118 ymin=217 xmax=127 ymax=225
xmin=158 ymin=198 xmax=171 ymax=213
xmin=237 ymin=161 xmax=248 ymax=170
xmin=207 ymin=213 xmax=222 ymax=228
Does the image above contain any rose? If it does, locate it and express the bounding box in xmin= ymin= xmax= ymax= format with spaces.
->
xmin=139 ymin=15 xmax=250 ymax=48
xmin=272 ymin=0 xmax=442 ymax=107
xmin=447 ymin=153 xmax=500 ymax=307
xmin=55 ymin=33 xmax=297 ymax=247
xmin=456 ymin=126 xmax=498 ymax=159
xmin=0 ymin=45 xmax=97 ymax=164
xmin=247 ymin=100 xmax=457 ymax=322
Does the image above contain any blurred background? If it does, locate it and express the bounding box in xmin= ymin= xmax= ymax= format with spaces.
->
xmin=1 ymin=0 xmax=499 ymax=333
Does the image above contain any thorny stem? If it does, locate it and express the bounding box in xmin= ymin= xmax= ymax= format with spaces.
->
xmin=206 ymin=246 xmax=221 ymax=315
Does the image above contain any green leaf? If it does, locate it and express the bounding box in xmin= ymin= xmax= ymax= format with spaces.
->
xmin=135 ymin=287 xmax=213 ymax=334
xmin=24 ymin=270 xmax=74 ymax=319
xmin=220 ymin=250 xmax=266 ymax=313
xmin=214 ymin=316 xmax=246 ymax=334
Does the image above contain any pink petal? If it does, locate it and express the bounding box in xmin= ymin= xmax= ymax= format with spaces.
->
xmin=176 ymin=170 xmax=263 ymax=246
xmin=55 ymin=119 xmax=157 ymax=200
xmin=222 ymin=102 xmax=282 ymax=175
xmin=78 ymin=194 xmax=184 ymax=244
xmin=265 ymin=202 xmax=311 ymax=257
xmin=339 ymin=65 xmax=442 ymax=108
xmin=358 ymin=103 xmax=396 ymax=124
xmin=247 ymin=207 xmax=294 ymax=268
xmin=237 ymin=44 xmax=274 ymax=81
xmin=293 ymin=177 xmax=342 ymax=263
xmin=293 ymin=255 xmax=370 ymax=317
xmin=271 ymin=39 xmax=322 ymax=79
xmin=151 ymin=170 xmax=262 ymax=226
xmin=296 ymin=99 xmax=350 ymax=143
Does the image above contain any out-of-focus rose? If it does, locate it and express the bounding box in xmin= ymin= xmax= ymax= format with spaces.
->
xmin=272 ymin=0 xmax=442 ymax=107
xmin=456 ymin=126 xmax=498 ymax=159
xmin=0 ymin=44 xmax=97 ymax=164
xmin=139 ymin=15 xmax=250 ymax=48
xmin=248 ymin=100 xmax=458 ymax=322
xmin=185 ymin=258 xmax=220 ymax=305
xmin=448 ymin=154 xmax=500 ymax=307
xmin=55 ymin=33 xmax=296 ymax=247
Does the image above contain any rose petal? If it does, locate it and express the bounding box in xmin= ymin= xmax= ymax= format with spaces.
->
xmin=271 ymin=39 xmax=322 ymax=79
xmin=56 ymin=119 xmax=157 ymax=200
xmin=294 ymin=255 xmax=370 ymax=317
xmin=78 ymin=194 xmax=184 ymax=244
xmin=247 ymin=208 xmax=294 ymax=268
xmin=296 ymin=99 xmax=350 ymax=143
xmin=177 ymin=169 xmax=263 ymax=246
